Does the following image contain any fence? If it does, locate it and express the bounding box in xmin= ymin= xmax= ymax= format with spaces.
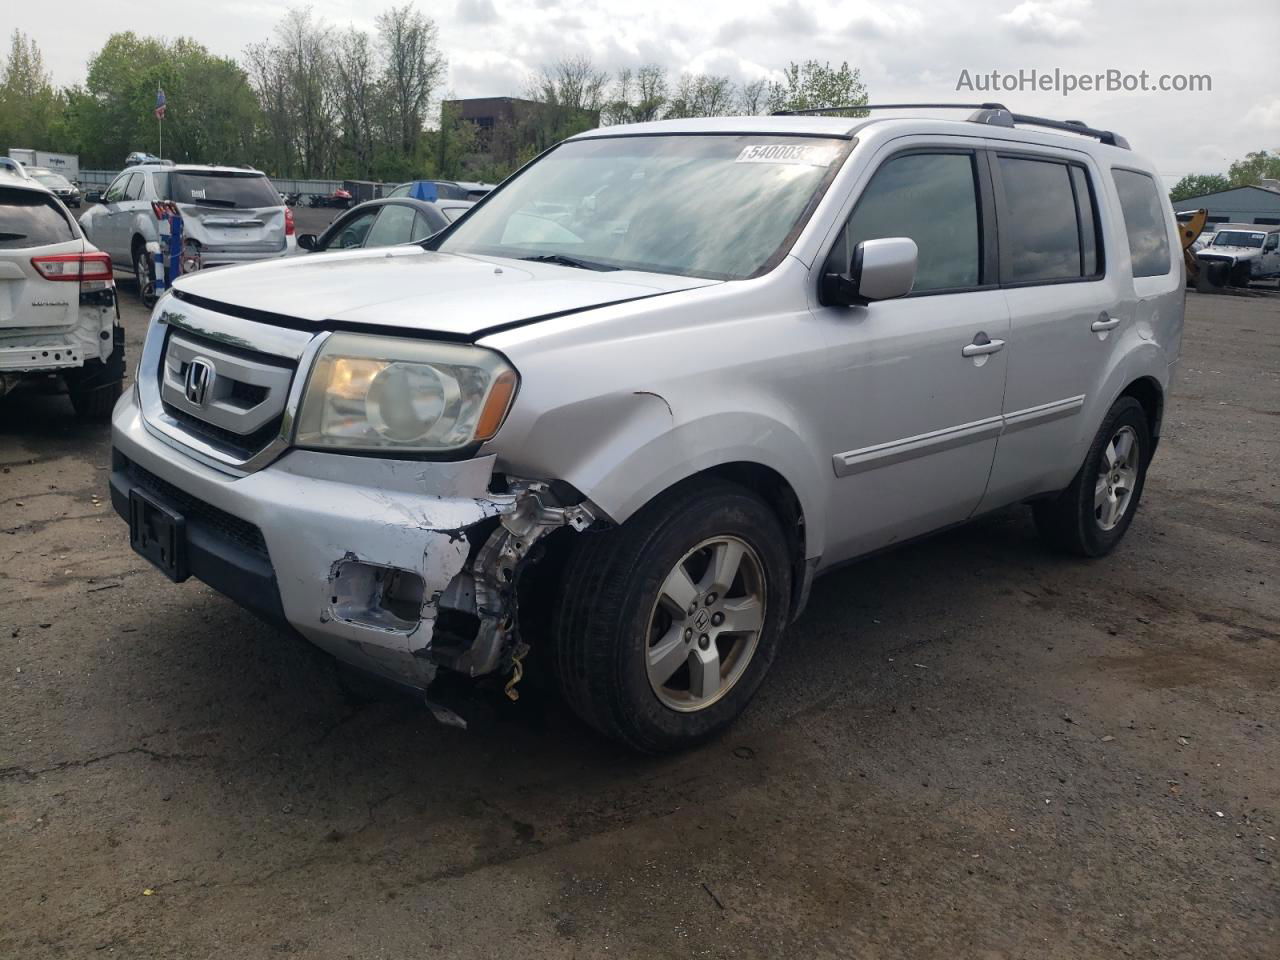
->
xmin=78 ymin=170 xmax=396 ymax=200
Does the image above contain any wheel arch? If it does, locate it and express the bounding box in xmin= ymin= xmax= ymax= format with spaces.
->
xmin=1118 ymin=375 xmax=1164 ymax=452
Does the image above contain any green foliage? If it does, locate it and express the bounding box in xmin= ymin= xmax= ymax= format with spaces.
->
xmin=2 ymin=23 xmax=879 ymax=186
xmin=74 ymin=32 xmax=261 ymax=168
xmin=1227 ymin=150 xmax=1280 ymax=188
xmin=765 ymin=60 xmax=868 ymax=115
xmin=1169 ymin=173 xmax=1231 ymax=203
xmin=0 ymin=30 xmax=64 ymax=154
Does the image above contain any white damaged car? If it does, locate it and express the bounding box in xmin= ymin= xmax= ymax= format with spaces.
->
xmin=1 ymin=164 xmax=123 ymax=417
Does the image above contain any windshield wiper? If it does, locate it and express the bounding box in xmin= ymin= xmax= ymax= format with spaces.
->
xmin=189 ymin=197 xmax=238 ymax=208
xmin=519 ymin=253 xmax=619 ymax=272
xmin=0 ymin=232 xmax=27 ymax=241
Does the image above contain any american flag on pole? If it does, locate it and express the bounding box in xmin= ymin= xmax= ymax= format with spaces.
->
xmin=155 ymin=88 xmax=167 ymax=120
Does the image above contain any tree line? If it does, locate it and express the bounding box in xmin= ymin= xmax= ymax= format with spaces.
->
xmin=1169 ymin=153 xmax=1280 ymax=203
xmin=0 ymin=11 xmax=867 ymax=184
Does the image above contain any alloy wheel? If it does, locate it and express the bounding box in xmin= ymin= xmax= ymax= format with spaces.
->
xmin=644 ymin=536 xmax=766 ymax=712
xmin=1095 ymin=425 xmax=1140 ymax=530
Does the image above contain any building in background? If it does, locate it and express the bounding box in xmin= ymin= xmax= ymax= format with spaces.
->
xmin=443 ymin=97 xmax=601 ymax=172
xmin=1172 ymin=184 xmax=1280 ymax=230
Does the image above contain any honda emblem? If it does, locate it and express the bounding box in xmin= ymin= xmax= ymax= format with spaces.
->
xmin=184 ymin=357 xmax=215 ymax=406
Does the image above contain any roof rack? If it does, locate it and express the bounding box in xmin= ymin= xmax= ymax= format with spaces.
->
xmin=771 ymin=102 xmax=1130 ymax=150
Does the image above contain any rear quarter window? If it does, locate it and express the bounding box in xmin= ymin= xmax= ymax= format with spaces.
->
xmin=0 ymin=187 xmax=77 ymax=249
xmin=166 ymin=172 xmax=280 ymax=209
xmin=1111 ymin=169 xmax=1172 ymax=278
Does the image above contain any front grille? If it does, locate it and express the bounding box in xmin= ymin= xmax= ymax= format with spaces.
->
xmin=124 ymin=457 xmax=268 ymax=558
xmin=162 ymin=404 xmax=285 ymax=459
xmin=157 ymin=328 xmax=296 ymax=460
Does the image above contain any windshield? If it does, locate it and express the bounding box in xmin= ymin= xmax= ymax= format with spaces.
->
xmin=33 ymin=173 xmax=72 ymax=190
xmin=434 ymin=135 xmax=848 ymax=280
xmin=163 ymin=171 xmax=280 ymax=209
xmin=1212 ymin=230 xmax=1266 ymax=248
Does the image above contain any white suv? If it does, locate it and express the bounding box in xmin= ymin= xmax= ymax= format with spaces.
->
xmin=109 ymin=106 xmax=1185 ymax=751
xmin=80 ymin=163 xmax=294 ymax=304
xmin=0 ymin=166 xmax=123 ymax=417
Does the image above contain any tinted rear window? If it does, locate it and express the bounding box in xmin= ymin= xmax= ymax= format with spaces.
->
xmin=165 ymin=172 xmax=279 ymax=209
xmin=999 ymin=157 xmax=1084 ymax=283
xmin=1112 ymin=169 xmax=1172 ymax=278
xmin=0 ymin=187 xmax=77 ymax=249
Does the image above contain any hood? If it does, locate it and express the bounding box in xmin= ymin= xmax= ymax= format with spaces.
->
xmin=170 ymin=246 xmax=717 ymax=338
xmin=1198 ymin=246 xmax=1260 ymax=260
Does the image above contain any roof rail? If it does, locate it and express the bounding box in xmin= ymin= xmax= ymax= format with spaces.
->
xmin=772 ymin=102 xmax=1008 ymax=117
xmin=772 ymin=101 xmax=1130 ymax=150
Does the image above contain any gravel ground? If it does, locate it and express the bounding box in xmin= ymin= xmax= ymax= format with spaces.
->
xmin=1 ymin=286 xmax=1277 ymax=959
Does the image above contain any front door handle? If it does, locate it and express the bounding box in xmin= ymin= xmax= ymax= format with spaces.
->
xmin=962 ymin=337 xmax=1006 ymax=358
xmin=1091 ymin=316 xmax=1121 ymax=332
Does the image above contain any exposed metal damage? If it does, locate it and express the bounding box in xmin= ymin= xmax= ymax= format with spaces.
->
xmin=320 ymin=476 xmax=597 ymax=695
xmin=440 ymin=480 xmax=597 ymax=678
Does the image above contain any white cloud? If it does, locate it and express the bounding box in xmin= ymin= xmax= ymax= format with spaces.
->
xmin=456 ymin=0 xmax=499 ymax=24
xmin=998 ymin=0 xmax=1091 ymax=42
xmin=1243 ymin=98 xmax=1280 ymax=136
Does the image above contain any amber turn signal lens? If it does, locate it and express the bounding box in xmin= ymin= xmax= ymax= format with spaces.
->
xmin=474 ymin=369 xmax=518 ymax=441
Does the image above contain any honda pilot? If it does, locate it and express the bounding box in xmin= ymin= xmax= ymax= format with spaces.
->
xmin=109 ymin=106 xmax=1185 ymax=752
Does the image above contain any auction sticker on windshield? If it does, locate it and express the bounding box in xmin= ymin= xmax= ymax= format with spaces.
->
xmin=735 ymin=143 xmax=839 ymax=166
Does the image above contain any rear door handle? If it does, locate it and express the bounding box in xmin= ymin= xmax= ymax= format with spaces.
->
xmin=962 ymin=338 xmax=1006 ymax=357
xmin=1091 ymin=317 xmax=1121 ymax=332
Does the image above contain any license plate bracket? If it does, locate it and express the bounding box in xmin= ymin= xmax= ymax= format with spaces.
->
xmin=128 ymin=489 xmax=188 ymax=582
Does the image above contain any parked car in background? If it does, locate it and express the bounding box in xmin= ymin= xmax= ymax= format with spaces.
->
xmin=26 ymin=167 xmax=81 ymax=208
xmin=109 ymin=107 xmax=1184 ymax=752
xmin=387 ymin=179 xmax=494 ymax=202
xmin=124 ymin=151 xmax=161 ymax=167
xmin=79 ymin=162 xmax=294 ymax=305
xmin=1194 ymin=224 xmax=1280 ymax=286
xmin=0 ymin=166 xmax=123 ymax=418
xmin=295 ymin=197 xmax=452 ymax=254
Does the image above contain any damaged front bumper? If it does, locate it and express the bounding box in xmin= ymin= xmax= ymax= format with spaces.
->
xmin=109 ymin=391 xmax=593 ymax=689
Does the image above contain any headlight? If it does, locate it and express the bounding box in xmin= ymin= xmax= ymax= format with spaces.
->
xmin=295 ymin=333 xmax=518 ymax=453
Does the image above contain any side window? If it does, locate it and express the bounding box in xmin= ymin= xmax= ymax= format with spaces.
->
xmin=837 ymin=152 xmax=982 ymax=293
xmin=365 ymin=205 xmax=419 ymax=247
xmin=1111 ymin=169 xmax=1172 ymax=278
xmin=1264 ymin=233 xmax=1278 ymax=252
xmin=325 ymin=209 xmax=379 ymax=250
xmin=123 ymin=173 xmax=146 ymax=202
xmin=1069 ymin=166 xmax=1101 ymax=276
xmin=997 ymin=156 xmax=1089 ymax=283
xmin=103 ymin=175 xmax=130 ymax=203
xmin=412 ymin=211 xmax=441 ymax=239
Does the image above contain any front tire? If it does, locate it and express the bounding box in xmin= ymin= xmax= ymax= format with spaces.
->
xmin=552 ymin=480 xmax=792 ymax=753
xmin=1033 ymin=396 xmax=1151 ymax=557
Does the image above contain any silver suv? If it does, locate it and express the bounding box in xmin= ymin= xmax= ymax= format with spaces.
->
xmin=80 ymin=163 xmax=292 ymax=304
xmin=109 ymin=106 xmax=1185 ymax=751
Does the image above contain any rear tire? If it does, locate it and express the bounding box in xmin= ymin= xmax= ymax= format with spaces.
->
xmin=133 ymin=243 xmax=156 ymax=308
xmin=552 ymin=479 xmax=792 ymax=753
xmin=1033 ymin=396 xmax=1150 ymax=557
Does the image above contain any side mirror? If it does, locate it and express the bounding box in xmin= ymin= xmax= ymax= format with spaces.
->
xmin=822 ymin=237 xmax=918 ymax=306
xmin=297 ymin=234 xmax=318 ymax=251
xmin=85 ymin=190 xmax=103 ymax=203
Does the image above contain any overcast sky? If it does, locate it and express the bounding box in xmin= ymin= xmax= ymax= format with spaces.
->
xmin=9 ymin=0 xmax=1278 ymax=184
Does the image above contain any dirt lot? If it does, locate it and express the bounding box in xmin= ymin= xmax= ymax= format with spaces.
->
xmin=1 ymin=286 xmax=1277 ymax=959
